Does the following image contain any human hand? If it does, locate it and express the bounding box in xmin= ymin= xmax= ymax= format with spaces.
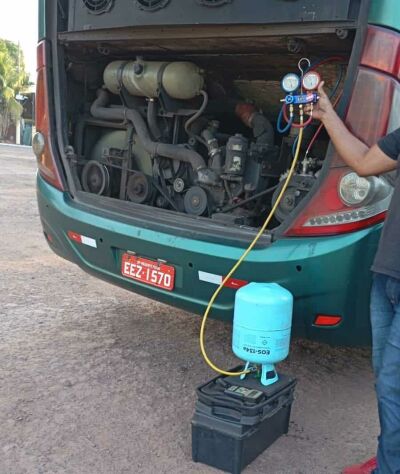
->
xmin=305 ymin=82 xmax=334 ymax=122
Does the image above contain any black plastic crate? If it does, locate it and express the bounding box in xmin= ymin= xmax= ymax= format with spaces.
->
xmin=192 ymin=369 xmax=296 ymax=474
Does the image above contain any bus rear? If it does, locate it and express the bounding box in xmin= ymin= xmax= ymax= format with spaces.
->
xmin=35 ymin=0 xmax=400 ymax=345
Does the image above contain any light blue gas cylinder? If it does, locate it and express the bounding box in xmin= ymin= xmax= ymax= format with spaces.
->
xmin=232 ymin=282 xmax=293 ymax=386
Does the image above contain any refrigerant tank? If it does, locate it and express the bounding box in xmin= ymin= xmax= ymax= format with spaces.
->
xmin=232 ymin=282 xmax=293 ymax=386
xmin=103 ymin=60 xmax=204 ymax=100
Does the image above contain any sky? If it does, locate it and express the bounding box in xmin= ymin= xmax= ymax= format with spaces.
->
xmin=0 ymin=0 xmax=38 ymax=84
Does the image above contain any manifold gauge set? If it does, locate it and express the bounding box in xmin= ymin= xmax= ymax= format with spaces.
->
xmin=281 ymin=58 xmax=321 ymax=106
xmin=277 ymin=58 xmax=322 ymax=133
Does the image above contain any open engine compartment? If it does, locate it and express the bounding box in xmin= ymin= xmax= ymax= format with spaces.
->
xmin=60 ymin=30 xmax=352 ymax=230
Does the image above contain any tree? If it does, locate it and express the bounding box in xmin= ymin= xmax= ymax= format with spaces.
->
xmin=0 ymin=39 xmax=30 ymax=140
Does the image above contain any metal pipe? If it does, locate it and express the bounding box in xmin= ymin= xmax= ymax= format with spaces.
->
xmin=90 ymin=89 xmax=207 ymax=172
xmin=147 ymin=99 xmax=163 ymax=141
xmin=184 ymin=90 xmax=208 ymax=138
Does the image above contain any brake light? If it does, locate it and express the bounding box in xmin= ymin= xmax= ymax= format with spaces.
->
xmin=285 ymin=26 xmax=400 ymax=237
xmin=34 ymin=41 xmax=64 ymax=190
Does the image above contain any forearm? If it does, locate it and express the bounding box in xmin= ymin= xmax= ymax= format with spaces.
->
xmin=308 ymin=83 xmax=397 ymax=176
xmin=322 ymin=110 xmax=369 ymax=174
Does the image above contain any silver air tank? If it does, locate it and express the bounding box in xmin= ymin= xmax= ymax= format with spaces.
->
xmin=104 ymin=60 xmax=204 ymax=100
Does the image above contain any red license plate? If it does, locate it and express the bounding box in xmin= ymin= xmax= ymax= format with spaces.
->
xmin=121 ymin=253 xmax=175 ymax=291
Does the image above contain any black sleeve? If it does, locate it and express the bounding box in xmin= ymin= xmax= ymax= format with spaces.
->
xmin=377 ymin=127 xmax=400 ymax=161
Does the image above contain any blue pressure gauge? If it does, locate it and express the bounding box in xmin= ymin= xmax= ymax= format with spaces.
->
xmin=281 ymin=73 xmax=300 ymax=93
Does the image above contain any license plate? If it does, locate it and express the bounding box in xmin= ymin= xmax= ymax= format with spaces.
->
xmin=121 ymin=253 xmax=175 ymax=291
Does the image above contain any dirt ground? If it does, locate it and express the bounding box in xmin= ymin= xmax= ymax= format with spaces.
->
xmin=0 ymin=144 xmax=379 ymax=474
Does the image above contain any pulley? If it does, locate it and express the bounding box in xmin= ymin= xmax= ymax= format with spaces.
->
xmin=126 ymin=172 xmax=153 ymax=204
xmin=271 ymin=184 xmax=300 ymax=223
xmin=173 ymin=178 xmax=185 ymax=193
xmin=156 ymin=195 xmax=169 ymax=209
xmin=81 ymin=160 xmax=110 ymax=195
xmin=184 ymin=186 xmax=208 ymax=216
xmin=272 ymin=175 xmax=315 ymax=222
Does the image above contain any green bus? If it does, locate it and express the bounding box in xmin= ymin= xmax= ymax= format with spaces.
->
xmin=35 ymin=0 xmax=400 ymax=345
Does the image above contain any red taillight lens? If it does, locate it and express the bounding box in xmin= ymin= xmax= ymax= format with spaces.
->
xmin=338 ymin=67 xmax=398 ymax=153
xmin=361 ymin=25 xmax=400 ymax=81
xmin=285 ymin=26 xmax=400 ymax=237
xmin=35 ymin=41 xmax=64 ymax=190
xmin=314 ymin=315 xmax=342 ymax=327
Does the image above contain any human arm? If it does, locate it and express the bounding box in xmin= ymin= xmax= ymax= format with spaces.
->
xmin=308 ymin=82 xmax=398 ymax=177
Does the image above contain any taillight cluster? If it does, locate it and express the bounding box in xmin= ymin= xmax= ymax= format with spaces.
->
xmin=34 ymin=41 xmax=64 ymax=191
xmin=287 ymin=167 xmax=391 ymax=236
xmin=285 ymin=26 xmax=400 ymax=237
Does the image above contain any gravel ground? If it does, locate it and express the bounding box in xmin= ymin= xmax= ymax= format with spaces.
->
xmin=0 ymin=144 xmax=379 ymax=474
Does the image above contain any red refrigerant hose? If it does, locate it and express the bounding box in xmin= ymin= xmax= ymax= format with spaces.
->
xmin=282 ymin=104 xmax=314 ymax=128
xmin=305 ymin=91 xmax=343 ymax=155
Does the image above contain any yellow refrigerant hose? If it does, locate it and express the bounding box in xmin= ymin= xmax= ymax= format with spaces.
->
xmin=199 ymin=116 xmax=306 ymax=377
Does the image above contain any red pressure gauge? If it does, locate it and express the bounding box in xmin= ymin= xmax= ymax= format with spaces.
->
xmin=302 ymin=71 xmax=321 ymax=91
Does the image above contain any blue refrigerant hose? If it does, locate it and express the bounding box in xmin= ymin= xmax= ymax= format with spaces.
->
xmin=277 ymin=105 xmax=293 ymax=134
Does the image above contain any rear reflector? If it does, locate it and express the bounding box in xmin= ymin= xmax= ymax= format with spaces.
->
xmin=44 ymin=231 xmax=53 ymax=243
xmin=198 ymin=271 xmax=248 ymax=289
xmin=314 ymin=315 xmax=342 ymax=327
xmin=67 ymin=231 xmax=97 ymax=248
xmin=224 ymin=278 xmax=249 ymax=290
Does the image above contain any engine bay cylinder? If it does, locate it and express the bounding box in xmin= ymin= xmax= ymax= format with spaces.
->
xmin=104 ymin=60 xmax=205 ymax=100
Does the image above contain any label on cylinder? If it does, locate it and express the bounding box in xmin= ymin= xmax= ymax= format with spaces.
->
xmin=232 ymin=328 xmax=291 ymax=363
